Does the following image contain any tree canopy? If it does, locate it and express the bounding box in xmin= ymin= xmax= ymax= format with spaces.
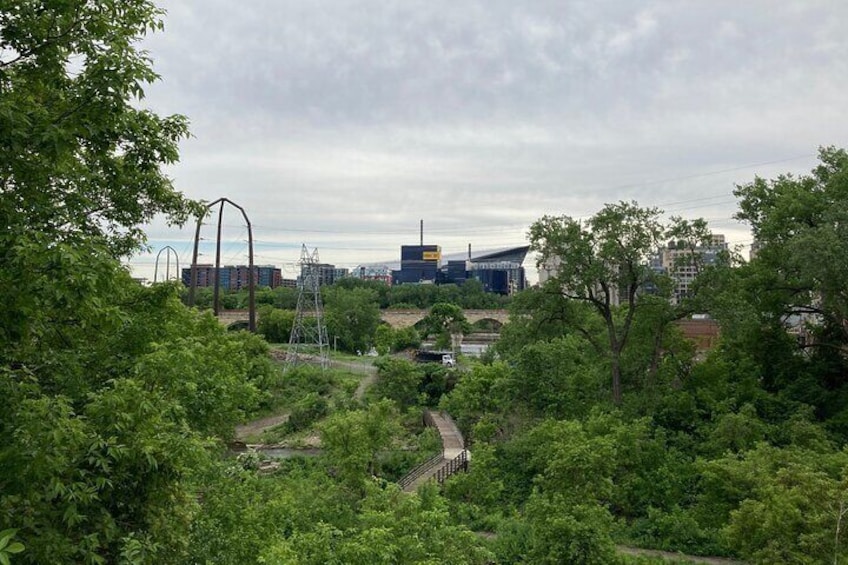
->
xmin=529 ymin=201 xmax=714 ymax=404
xmin=0 ymin=0 xmax=200 ymax=255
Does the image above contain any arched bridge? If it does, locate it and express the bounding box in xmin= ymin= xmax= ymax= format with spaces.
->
xmin=379 ymin=309 xmax=509 ymax=329
xmin=215 ymin=310 xmax=253 ymax=330
xmin=214 ymin=308 xmax=510 ymax=330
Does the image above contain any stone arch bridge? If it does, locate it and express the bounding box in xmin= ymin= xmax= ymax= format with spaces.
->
xmin=215 ymin=309 xmax=510 ymax=330
xmin=379 ymin=309 xmax=509 ymax=329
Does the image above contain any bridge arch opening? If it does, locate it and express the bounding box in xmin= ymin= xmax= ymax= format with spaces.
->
xmin=227 ymin=321 xmax=250 ymax=332
xmin=470 ymin=318 xmax=504 ymax=332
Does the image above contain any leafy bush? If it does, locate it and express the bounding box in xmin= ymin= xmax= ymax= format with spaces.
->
xmin=284 ymin=393 xmax=330 ymax=434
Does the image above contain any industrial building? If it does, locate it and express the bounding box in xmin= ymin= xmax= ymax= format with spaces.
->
xmin=392 ymin=245 xmax=442 ymax=285
xmin=391 ymin=244 xmax=529 ymax=295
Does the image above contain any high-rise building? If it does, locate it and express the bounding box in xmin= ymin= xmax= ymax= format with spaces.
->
xmin=182 ymin=264 xmax=283 ymax=290
xmin=298 ymin=263 xmax=343 ymax=287
xmin=652 ymin=234 xmax=728 ymax=304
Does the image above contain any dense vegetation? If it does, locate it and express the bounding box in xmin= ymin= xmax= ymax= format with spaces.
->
xmin=3 ymin=2 xmax=848 ymax=563
xmin=188 ymin=276 xmax=511 ymax=313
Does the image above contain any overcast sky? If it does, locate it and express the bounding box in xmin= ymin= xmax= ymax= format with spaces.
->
xmin=128 ymin=0 xmax=848 ymax=283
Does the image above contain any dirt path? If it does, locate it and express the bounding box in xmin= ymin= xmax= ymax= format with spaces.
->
xmin=353 ymin=366 xmax=377 ymax=399
xmin=235 ymin=356 xmax=377 ymax=441
xmin=234 ymin=413 xmax=289 ymax=441
xmin=616 ymin=546 xmax=746 ymax=565
xmin=314 ymin=357 xmax=378 ymax=400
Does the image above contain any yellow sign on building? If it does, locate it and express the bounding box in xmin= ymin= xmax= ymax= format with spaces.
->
xmin=423 ymin=251 xmax=441 ymax=261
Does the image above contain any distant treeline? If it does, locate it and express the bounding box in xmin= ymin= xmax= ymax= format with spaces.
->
xmin=183 ymin=276 xmax=512 ymax=311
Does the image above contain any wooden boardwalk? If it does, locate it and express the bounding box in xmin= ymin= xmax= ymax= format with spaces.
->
xmin=400 ymin=410 xmax=469 ymax=492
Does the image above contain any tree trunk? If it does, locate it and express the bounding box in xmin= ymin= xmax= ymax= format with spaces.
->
xmin=605 ymin=312 xmax=623 ymax=405
xmin=611 ymin=354 xmax=622 ymax=405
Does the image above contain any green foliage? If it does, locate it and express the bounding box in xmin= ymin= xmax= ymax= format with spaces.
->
xmin=524 ymin=493 xmax=616 ymax=565
xmin=0 ymin=529 xmax=25 ymax=564
xmin=0 ymin=0 xmax=200 ymax=256
xmin=735 ymin=147 xmax=848 ymax=343
xmin=442 ymin=444 xmax=506 ymax=530
xmin=702 ymin=403 xmax=769 ymax=456
xmin=693 ymin=444 xmax=848 ymax=561
xmin=370 ymin=324 xmax=423 ymax=355
xmin=283 ymin=393 xmax=330 ymax=434
xmin=374 ymin=324 xmax=394 ymax=355
xmin=261 ymin=481 xmax=493 ymax=564
xmin=512 ymin=335 xmax=608 ymax=419
xmin=373 ymin=357 xmax=425 ymax=409
xmin=392 ymin=326 xmax=422 ymax=350
xmin=386 ymin=279 xmax=508 ymax=310
xmin=133 ymin=331 xmax=264 ymax=438
xmin=257 ymin=306 xmax=295 ymax=343
xmin=528 ymin=202 xmax=711 ymax=404
xmin=324 ymin=286 xmax=382 ymax=353
xmin=320 ymin=400 xmax=403 ymax=486
xmin=440 ymin=361 xmax=511 ymax=437
xmin=187 ymin=461 xmax=356 ymax=565
xmin=275 ymin=364 xmax=337 ymax=400
xmin=418 ymin=363 xmax=459 ymax=405
xmin=378 ymin=427 xmax=442 ymax=482
xmin=0 ymin=242 xmax=273 ymax=561
xmin=629 ymin=505 xmax=720 ymax=556
xmin=419 ymin=302 xmax=471 ymax=348
xmin=496 ymin=287 xmax=595 ymax=359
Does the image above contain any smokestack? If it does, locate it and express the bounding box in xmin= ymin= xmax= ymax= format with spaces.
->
xmin=468 ymin=243 xmax=471 ymax=260
xmin=420 ymin=219 xmax=423 ymax=246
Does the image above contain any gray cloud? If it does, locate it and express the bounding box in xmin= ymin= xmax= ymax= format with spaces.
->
xmin=130 ymin=0 xmax=848 ymax=280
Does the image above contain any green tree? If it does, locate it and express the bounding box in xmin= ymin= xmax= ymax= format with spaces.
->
xmin=524 ymin=493 xmax=616 ymax=565
xmin=320 ymin=400 xmax=402 ymax=486
xmin=0 ymin=253 xmax=272 ymax=562
xmin=373 ymin=357 xmax=424 ymax=409
xmin=529 ymin=201 xmax=711 ymax=404
xmin=262 ymin=482 xmax=493 ymax=564
xmin=0 ymin=0 xmax=200 ymax=255
xmin=735 ymin=147 xmax=848 ymax=346
xmin=420 ymin=302 xmax=471 ymax=350
xmin=374 ymin=324 xmax=394 ymax=355
xmin=722 ymin=147 xmax=848 ymax=425
xmin=440 ymin=361 xmax=511 ymax=437
xmin=393 ymin=325 xmax=422 ymax=351
xmin=696 ymin=443 xmax=848 ymax=563
xmin=257 ymin=306 xmax=296 ymax=343
xmin=0 ymin=3 xmax=273 ymax=560
xmin=512 ymin=335 xmax=608 ymax=419
xmin=324 ymin=286 xmax=381 ymax=353
xmin=495 ymin=286 xmax=604 ymax=359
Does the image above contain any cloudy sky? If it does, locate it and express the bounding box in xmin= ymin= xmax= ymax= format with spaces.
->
xmin=129 ymin=0 xmax=848 ymax=283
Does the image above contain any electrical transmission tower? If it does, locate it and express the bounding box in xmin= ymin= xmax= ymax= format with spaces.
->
xmin=286 ymin=245 xmax=329 ymax=370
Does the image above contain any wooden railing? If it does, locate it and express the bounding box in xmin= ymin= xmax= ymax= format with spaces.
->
xmin=434 ymin=449 xmax=468 ymax=484
xmin=398 ymin=409 xmax=469 ymax=491
xmin=398 ymin=452 xmax=444 ymax=490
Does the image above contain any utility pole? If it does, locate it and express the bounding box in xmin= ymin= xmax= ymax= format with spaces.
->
xmin=286 ymin=244 xmax=329 ymax=370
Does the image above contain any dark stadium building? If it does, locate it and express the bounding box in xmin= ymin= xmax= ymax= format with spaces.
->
xmin=392 ymin=245 xmax=442 ymax=284
xmin=392 ymin=245 xmax=529 ymax=295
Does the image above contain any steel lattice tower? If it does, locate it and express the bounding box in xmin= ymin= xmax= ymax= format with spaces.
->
xmin=286 ymin=244 xmax=329 ymax=370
